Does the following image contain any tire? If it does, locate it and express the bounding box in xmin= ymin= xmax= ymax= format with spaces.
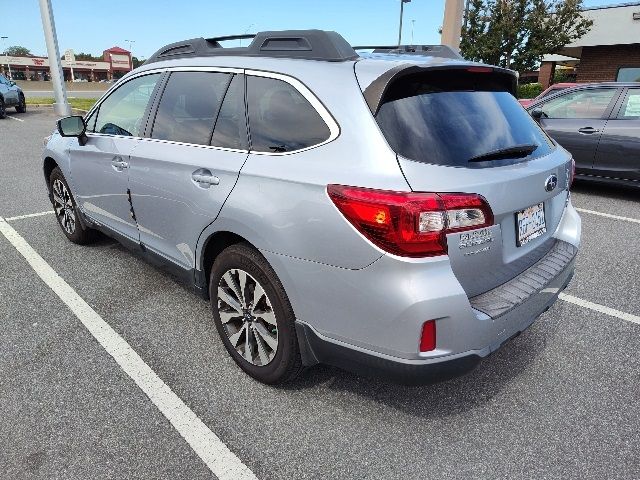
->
xmin=49 ymin=167 xmax=95 ymax=244
xmin=15 ymin=94 xmax=26 ymax=113
xmin=0 ymin=97 xmax=6 ymax=119
xmin=209 ymin=243 xmax=303 ymax=384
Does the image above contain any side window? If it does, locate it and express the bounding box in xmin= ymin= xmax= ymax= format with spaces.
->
xmin=618 ymin=89 xmax=640 ymax=119
xmin=151 ymin=71 xmax=230 ymax=146
xmin=247 ymin=76 xmax=330 ymax=153
xmin=539 ymin=89 xmax=617 ymax=119
xmin=85 ymin=108 xmax=98 ymax=133
xmin=617 ymin=67 xmax=640 ymax=82
xmin=211 ymin=74 xmax=248 ymax=150
xmin=94 ymin=73 xmax=161 ymax=136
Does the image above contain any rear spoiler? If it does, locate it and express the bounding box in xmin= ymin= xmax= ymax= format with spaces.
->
xmin=362 ymin=64 xmax=518 ymax=116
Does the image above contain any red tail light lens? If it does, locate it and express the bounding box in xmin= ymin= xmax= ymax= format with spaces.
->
xmin=569 ymin=158 xmax=576 ymax=189
xmin=327 ymin=185 xmax=493 ymax=258
xmin=420 ymin=320 xmax=437 ymax=352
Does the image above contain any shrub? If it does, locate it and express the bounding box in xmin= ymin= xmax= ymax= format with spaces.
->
xmin=518 ymin=82 xmax=543 ymax=99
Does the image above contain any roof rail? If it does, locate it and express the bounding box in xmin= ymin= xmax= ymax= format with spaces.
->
xmin=145 ymin=30 xmax=359 ymax=65
xmin=353 ymin=44 xmax=463 ymax=60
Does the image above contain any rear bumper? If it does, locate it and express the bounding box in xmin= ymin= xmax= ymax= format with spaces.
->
xmin=296 ymin=242 xmax=576 ymax=385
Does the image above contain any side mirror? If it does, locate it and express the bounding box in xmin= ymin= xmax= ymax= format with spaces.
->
xmin=530 ymin=108 xmax=546 ymax=121
xmin=57 ymin=115 xmax=88 ymax=146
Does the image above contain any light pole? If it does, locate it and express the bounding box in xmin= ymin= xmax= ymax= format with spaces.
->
xmin=441 ymin=0 xmax=464 ymax=52
xmin=411 ymin=20 xmax=416 ymax=45
xmin=398 ymin=0 xmax=411 ymax=47
xmin=38 ymin=0 xmax=70 ymax=116
xmin=239 ymin=24 xmax=254 ymax=47
xmin=125 ymin=39 xmax=135 ymax=69
xmin=1 ymin=36 xmax=12 ymax=79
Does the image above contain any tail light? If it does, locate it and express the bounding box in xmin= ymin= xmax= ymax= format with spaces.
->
xmin=327 ymin=185 xmax=494 ymax=258
xmin=569 ymin=158 xmax=576 ymax=189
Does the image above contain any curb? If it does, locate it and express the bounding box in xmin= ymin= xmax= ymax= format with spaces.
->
xmin=26 ymin=104 xmax=89 ymax=116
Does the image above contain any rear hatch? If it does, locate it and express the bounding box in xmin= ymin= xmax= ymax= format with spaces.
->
xmin=358 ymin=62 xmax=572 ymax=297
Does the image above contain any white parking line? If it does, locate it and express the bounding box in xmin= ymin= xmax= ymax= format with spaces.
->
xmin=6 ymin=115 xmax=24 ymax=122
xmin=5 ymin=210 xmax=54 ymax=221
xmin=559 ymin=293 xmax=640 ymax=325
xmin=0 ymin=216 xmax=257 ymax=480
xmin=575 ymin=207 xmax=640 ymax=225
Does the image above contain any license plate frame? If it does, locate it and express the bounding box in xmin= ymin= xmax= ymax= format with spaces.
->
xmin=516 ymin=202 xmax=546 ymax=247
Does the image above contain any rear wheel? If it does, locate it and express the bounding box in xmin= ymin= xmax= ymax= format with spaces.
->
xmin=0 ymin=97 xmax=6 ymax=119
xmin=209 ymin=243 xmax=302 ymax=384
xmin=49 ymin=167 xmax=95 ymax=244
xmin=15 ymin=94 xmax=26 ymax=113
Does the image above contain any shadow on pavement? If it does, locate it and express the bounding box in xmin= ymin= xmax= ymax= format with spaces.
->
xmin=283 ymin=317 xmax=560 ymax=418
xmin=572 ymin=180 xmax=640 ymax=201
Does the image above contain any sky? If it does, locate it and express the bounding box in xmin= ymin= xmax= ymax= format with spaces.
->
xmin=0 ymin=0 xmax=619 ymax=60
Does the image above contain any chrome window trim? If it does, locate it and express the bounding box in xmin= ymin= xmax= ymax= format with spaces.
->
xmin=84 ymin=65 xmax=340 ymax=156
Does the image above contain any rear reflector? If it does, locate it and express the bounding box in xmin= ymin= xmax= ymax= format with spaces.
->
xmin=420 ymin=320 xmax=437 ymax=352
xmin=327 ymin=185 xmax=494 ymax=258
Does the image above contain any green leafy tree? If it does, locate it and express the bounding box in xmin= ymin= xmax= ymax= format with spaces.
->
xmin=5 ymin=45 xmax=32 ymax=56
xmin=460 ymin=0 xmax=593 ymax=71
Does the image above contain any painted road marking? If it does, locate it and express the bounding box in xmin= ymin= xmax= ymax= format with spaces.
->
xmin=0 ymin=216 xmax=258 ymax=480
xmin=560 ymin=293 xmax=640 ymax=326
xmin=5 ymin=210 xmax=55 ymax=221
xmin=575 ymin=207 xmax=640 ymax=225
xmin=6 ymin=115 xmax=24 ymax=122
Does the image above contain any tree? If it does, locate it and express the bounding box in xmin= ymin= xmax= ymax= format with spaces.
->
xmin=460 ymin=0 xmax=593 ymax=72
xmin=132 ymin=56 xmax=145 ymax=69
xmin=5 ymin=45 xmax=32 ymax=56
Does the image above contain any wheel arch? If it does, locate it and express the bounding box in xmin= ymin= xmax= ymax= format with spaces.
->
xmin=197 ymin=230 xmax=251 ymax=298
xmin=43 ymin=156 xmax=59 ymax=199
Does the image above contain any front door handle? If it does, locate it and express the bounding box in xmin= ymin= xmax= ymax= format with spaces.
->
xmin=191 ymin=170 xmax=220 ymax=187
xmin=578 ymin=127 xmax=599 ymax=135
xmin=111 ymin=157 xmax=129 ymax=170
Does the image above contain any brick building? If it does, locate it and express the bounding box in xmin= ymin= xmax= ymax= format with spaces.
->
xmin=538 ymin=2 xmax=640 ymax=88
xmin=0 ymin=46 xmax=132 ymax=82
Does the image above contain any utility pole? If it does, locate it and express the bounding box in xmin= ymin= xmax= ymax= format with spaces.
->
xmin=411 ymin=20 xmax=416 ymax=45
xmin=398 ymin=0 xmax=411 ymax=47
xmin=125 ymin=39 xmax=135 ymax=69
xmin=38 ymin=0 xmax=70 ymax=116
xmin=441 ymin=0 xmax=464 ymax=51
xmin=0 ymin=36 xmax=12 ymax=79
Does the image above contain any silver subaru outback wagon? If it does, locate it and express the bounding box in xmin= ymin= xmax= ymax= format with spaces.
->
xmin=42 ymin=30 xmax=581 ymax=385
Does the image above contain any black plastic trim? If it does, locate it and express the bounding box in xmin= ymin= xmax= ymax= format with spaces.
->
xmin=296 ymin=322 xmax=480 ymax=386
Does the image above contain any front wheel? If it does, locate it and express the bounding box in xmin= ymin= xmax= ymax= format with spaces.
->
xmin=209 ymin=243 xmax=303 ymax=384
xmin=15 ymin=94 xmax=26 ymax=113
xmin=0 ymin=97 xmax=6 ymax=119
xmin=49 ymin=167 xmax=95 ymax=244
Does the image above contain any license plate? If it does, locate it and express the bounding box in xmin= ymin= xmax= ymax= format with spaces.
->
xmin=516 ymin=202 xmax=546 ymax=247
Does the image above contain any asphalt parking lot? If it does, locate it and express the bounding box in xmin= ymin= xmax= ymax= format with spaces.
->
xmin=1 ymin=109 xmax=639 ymax=479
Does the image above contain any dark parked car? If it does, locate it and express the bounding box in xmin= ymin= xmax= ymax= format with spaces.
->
xmin=0 ymin=74 xmax=26 ymax=118
xmin=528 ymin=82 xmax=640 ymax=186
xmin=519 ymin=82 xmax=578 ymax=108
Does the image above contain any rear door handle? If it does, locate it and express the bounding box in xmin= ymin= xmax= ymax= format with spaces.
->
xmin=191 ymin=171 xmax=220 ymax=187
xmin=578 ymin=127 xmax=599 ymax=135
xmin=111 ymin=157 xmax=129 ymax=170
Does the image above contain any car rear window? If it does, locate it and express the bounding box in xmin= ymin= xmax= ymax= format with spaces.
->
xmin=375 ymin=71 xmax=554 ymax=168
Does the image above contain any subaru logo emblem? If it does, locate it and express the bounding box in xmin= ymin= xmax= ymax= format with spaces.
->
xmin=545 ymin=174 xmax=558 ymax=192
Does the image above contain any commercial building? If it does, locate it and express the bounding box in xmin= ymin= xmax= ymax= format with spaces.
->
xmin=538 ymin=2 xmax=640 ymax=88
xmin=0 ymin=46 xmax=132 ymax=81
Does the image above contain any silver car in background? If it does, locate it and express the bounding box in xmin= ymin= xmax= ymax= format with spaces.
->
xmin=42 ymin=30 xmax=581 ymax=385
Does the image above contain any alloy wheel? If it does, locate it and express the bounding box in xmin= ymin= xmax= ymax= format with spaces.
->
xmin=217 ymin=268 xmax=279 ymax=366
xmin=52 ymin=179 xmax=76 ymax=235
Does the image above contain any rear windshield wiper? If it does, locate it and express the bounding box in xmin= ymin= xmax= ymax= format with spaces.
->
xmin=468 ymin=144 xmax=538 ymax=163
